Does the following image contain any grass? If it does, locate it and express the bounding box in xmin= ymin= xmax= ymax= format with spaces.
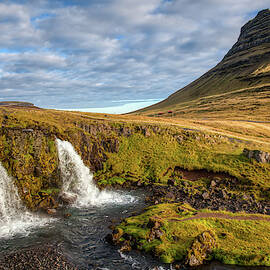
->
xmin=1 ymin=106 xmax=270 ymax=209
xmin=115 ymin=203 xmax=270 ymax=265
xmin=96 ymin=131 xmax=270 ymax=198
xmin=0 ymin=105 xmax=270 ymax=266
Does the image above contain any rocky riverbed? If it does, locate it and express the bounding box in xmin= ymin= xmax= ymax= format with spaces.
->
xmin=0 ymin=243 xmax=77 ymax=270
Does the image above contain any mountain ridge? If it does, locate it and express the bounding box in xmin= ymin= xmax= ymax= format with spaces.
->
xmin=134 ymin=9 xmax=270 ymax=118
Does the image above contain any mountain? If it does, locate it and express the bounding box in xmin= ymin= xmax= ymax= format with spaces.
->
xmin=134 ymin=9 xmax=270 ymax=119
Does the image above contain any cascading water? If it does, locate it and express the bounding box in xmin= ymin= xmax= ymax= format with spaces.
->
xmin=0 ymin=164 xmax=53 ymax=238
xmin=56 ymin=139 xmax=137 ymax=207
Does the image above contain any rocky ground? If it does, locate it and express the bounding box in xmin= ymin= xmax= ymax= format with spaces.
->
xmin=0 ymin=243 xmax=78 ymax=270
xmin=145 ymin=178 xmax=270 ymax=215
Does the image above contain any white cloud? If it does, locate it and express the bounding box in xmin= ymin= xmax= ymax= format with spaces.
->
xmin=0 ymin=0 xmax=269 ymax=111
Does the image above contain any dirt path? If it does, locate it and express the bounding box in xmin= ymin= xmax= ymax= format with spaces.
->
xmin=170 ymin=212 xmax=270 ymax=222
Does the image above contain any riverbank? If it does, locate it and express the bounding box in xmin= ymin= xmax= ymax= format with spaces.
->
xmin=0 ymin=243 xmax=78 ymax=270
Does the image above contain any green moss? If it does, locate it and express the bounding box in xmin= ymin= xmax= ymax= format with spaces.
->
xmin=114 ymin=203 xmax=270 ymax=266
xmin=0 ymin=128 xmax=60 ymax=210
xmin=98 ymin=176 xmax=126 ymax=186
xmin=98 ymin=131 xmax=270 ymax=198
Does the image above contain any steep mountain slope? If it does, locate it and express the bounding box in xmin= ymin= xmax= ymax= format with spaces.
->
xmin=135 ymin=9 xmax=270 ymax=118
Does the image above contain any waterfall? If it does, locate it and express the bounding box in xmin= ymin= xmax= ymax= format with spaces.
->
xmin=0 ymin=164 xmax=53 ymax=238
xmin=56 ymin=139 xmax=136 ymax=207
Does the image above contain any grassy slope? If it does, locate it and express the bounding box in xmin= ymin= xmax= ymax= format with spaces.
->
xmin=133 ymin=11 xmax=270 ymax=119
xmin=1 ymin=106 xmax=270 ymax=266
xmin=135 ymin=45 xmax=270 ymax=113
xmin=115 ymin=203 xmax=270 ymax=265
xmin=138 ymin=85 xmax=270 ymax=121
xmin=0 ymin=107 xmax=270 ymax=201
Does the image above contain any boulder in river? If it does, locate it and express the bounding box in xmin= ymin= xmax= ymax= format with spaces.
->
xmin=59 ymin=192 xmax=77 ymax=204
xmin=47 ymin=208 xmax=57 ymax=215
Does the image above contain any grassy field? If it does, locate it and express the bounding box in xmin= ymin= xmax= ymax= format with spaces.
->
xmin=1 ymin=106 xmax=270 ymax=195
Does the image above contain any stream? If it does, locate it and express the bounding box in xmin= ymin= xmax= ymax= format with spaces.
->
xmin=1 ymin=189 xmax=269 ymax=270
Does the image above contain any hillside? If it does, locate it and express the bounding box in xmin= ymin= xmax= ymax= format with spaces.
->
xmin=1 ymin=105 xmax=270 ymax=266
xmin=0 ymin=105 xmax=269 ymax=208
xmin=134 ymin=9 xmax=270 ymax=119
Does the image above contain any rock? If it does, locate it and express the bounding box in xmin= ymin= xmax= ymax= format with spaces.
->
xmin=143 ymin=127 xmax=151 ymax=137
xmin=202 ymin=192 xmax=209 ymax=200
xmin=120 ymin=127 xmax=132 ymax=137
xmin=148 ymin=227 xmax=164 ymax=241
xmin=38 ymin=196 xmax=57 ymax=210
xmin=165 ymin=191 xmax=176 ymax=200
xmin=147 ymin=217 xmax=162 ymax=229
xmin=109 ymin=228 xmax=124 ymax=244
xmin=177 ymin=207 xmax=184 ymax=213
xmin=22 ymin=187 xmax=29 ymax=194
xmin=136 ymin=180 xmax=144 ymax=187
xmin=120 ymin=240 xmax=132 ymax=252
xmin=226 ymin=9 xmax=270 ymax=58
xmin=221 ymin=190 xmax=228 ymax=199
xmin=0 ymin=243 xmax=78 ymax=270
xmin=59 ymin=192 xmax=77 ymax=204
xmin=175 ymin=135 xmax=183 ymax=144
xmin=154 ymin=229 xmax=164 ymax=239
xmin=186 ymin=231 xmax=217 ymax=267
xmin=64 ymin=213 xmax=72 ymax=218
xmin=47 ymin=208 xmax=57 ymax=215
xmin=102 ymin=138 xmax=120 ymax=153
xmin=210 ymin=180 xmax=216 ymax=188
xmin=167 ymin=179 xmax=176 ymax=186
xmin=243 ymin=148 xmax=270 ymax=163
xmin=22 ymin=128 xmax=34 ymax=132
xmin=242 ymin=194 xmax=251 ymax=201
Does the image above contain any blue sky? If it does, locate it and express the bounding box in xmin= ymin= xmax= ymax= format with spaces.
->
xmin=0 ymin=0 xmax=269 ymax=113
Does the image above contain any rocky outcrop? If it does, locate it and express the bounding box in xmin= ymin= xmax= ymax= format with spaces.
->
xmin=59 ymin=192 xmax=77 ymax=205
xmin=0 ymin=127 xmax=60 ymax=210
xmin=147 ymin=177 xmax=270 ymax=215
xmin=186 ymin=231 xmax=217 ymax=266
xmin=225 ymin=9 xmax=270 ymax=58
xmin=243 ymin=148 xmax=270 ymax=163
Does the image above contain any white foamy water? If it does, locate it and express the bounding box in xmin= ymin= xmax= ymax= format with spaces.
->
xmin=56 ymin=139 xmax=137 ymax=207
xmin=0 ymin=164 xmax=54 ymax=238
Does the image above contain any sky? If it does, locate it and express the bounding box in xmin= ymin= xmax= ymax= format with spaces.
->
xmin=0 ymin=0 xmax=269 ymax=113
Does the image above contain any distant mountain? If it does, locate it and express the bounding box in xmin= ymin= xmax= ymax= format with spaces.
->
xmin=135 ymin=9 xmax=270 ymax=119
xmin=0 ymin=101 xmax=39 ymax=109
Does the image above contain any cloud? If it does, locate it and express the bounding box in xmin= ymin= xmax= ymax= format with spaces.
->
xmin=0 ymin=0 xmax=269 ymax=111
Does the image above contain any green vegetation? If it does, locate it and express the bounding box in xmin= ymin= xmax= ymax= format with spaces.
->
xmin=0 ymin=130 xmax=60 ymax=210
xmin=113 ymin=203 xmax=270 ymax=266
xmin=96 ymin=132 xmax=270 ymax=200
xmin=0 ymin=106 xmax=270 ymax=266
xmin=0 ymin=106 xmax=270 ymax=209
